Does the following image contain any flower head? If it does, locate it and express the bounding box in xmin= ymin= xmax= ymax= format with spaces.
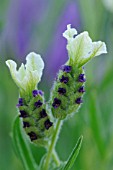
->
xmin=49 ymin=24 xmax=107 ymax=119
xmin=6 ymin=52 xmax=44 ymax=96
xmin=63 ymin=24 xmax=107 ymax=67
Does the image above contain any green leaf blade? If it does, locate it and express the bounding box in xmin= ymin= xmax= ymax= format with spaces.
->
xmin=12 ymin=116 xmax=38 ymax=170
xmin=63 ymin=136 xmax=83 ymax=170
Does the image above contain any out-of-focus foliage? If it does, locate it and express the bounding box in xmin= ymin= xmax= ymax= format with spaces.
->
xmin=0 ymin=0 xmax=113 ymax=170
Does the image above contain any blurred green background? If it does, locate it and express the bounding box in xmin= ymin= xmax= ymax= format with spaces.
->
xmin=0 ymin=0 xmax=113 ymax=170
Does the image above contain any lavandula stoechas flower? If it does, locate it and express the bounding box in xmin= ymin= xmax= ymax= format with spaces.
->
xmin=6 ymin=52 xmax=53 ymax=145
xmin=50 ymin=24 xmax=107 ymax=119
xmin=6 ymin=25 xmax=107 ymax=143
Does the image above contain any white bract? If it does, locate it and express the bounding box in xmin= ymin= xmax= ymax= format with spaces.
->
xmin=6 ymin=52 xmax=44 ymax=94
xmin=63 ymin=24 xmax=107 ymax=67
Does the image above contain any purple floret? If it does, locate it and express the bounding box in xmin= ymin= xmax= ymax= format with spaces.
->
xmin=60 ymin=75 xmax=69 ymax=84
xmin=32 ymin=90 xmax=43 ymax=97
xmin=40 ymin=109 xmax=47 ymax=118
xmin=19 ymin=110 xmax=28 ymax=118
xmin=44 ymin=119 xmax=53 ymax=130
xmin=52 ymin=98 xmax=61 ymax=108
xmin=23 ymin=121 xmax=30 ymax=128
xmin=28 ymin=132 xmax=38 ymax=141
xmin=75 ymin=97 xmax=83 ymax=104
xmin=62 ymin=65 xmax=72 ymax=73
xmin=78 ymin=86 xmax=85 ymax=93
xmin=78 ymin=74 xmax=86 ymax=82
xmin=17 ymin=98 xmax=24 ymax=107
xmin=34 ymin=100 xmax=43 ymax=108
xmin=58 ymin=88 xmax=66 ymax=95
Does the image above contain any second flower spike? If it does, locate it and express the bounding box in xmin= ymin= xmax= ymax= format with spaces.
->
xmin=49 ymin=24 xmax=107 ymax=120
xmin=6 ymin=52 xmax=53 ymax=145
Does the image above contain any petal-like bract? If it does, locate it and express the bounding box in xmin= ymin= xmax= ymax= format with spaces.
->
xmin=63 ymin=24 xmax=107 ymax=67
xmin=6 ymin=52 xmax=44 ymax=95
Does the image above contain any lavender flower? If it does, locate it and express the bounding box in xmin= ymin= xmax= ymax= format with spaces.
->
xmin=6 ymin=52 xmax=54 ymax=144
xmin=50 ymin=24 xmax=107 ymax=119
xmin=5 ymin=24 xmax=107 ymax=170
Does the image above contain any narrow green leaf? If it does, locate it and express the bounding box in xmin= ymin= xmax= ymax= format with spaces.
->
xmin=63 ymin=136 xmax=83 ymax=170
xmin=12 ymin=116 xmax=38 ymax=170
xmin=39 ymin=154 xmax=47 ymax=170
xmin=88 ymin=92 xmax=105 ymax=158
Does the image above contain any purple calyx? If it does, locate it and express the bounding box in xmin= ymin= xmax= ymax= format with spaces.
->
xmin=19 ymin=110 xmax=28 ymax=118
xmin=32 ymin=90 xmax=43 ymax=97
xmin=23 ymin=121 xmax=30 ymax=128
xmin=75 ymin=97 xmax=83 ymax=104
xmin=78 ymin=74 xmax=86 ymax=82
xmin=60 ymin=75 xmax=69 ymax=84
xmin=17 ymin=98 xmax=24 ymax=107
xmin=52 ymin=98 xmax=61 ymax=108
xmin=58 ymin=87 xmax=66 ymax=95
xmin=62 ymin=65 xmax=72 ymax=73
xmin=78 ymin=86 xmax=85 ymax=93
xmin=40 ymin=109 xmax=47 ymax=118
xmin=44 ymin=119 xmax=53 ymax=130
xmin=34 ymin=100 xmax=43 ymax=108
xmin=28 ymin=132 xmax=38 ymax=141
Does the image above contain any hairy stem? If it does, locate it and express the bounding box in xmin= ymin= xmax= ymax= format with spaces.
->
xmin=43 ymin=119 xmax=62 ymax=170
xmin=52 ymin=149 xmax=60 ymax=166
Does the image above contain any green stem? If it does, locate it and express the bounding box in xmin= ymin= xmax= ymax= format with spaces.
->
xmin=52 ymin=149 xmax=60 ymax=166
xmin=43 ymin=119 xmax=62 ymax=170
